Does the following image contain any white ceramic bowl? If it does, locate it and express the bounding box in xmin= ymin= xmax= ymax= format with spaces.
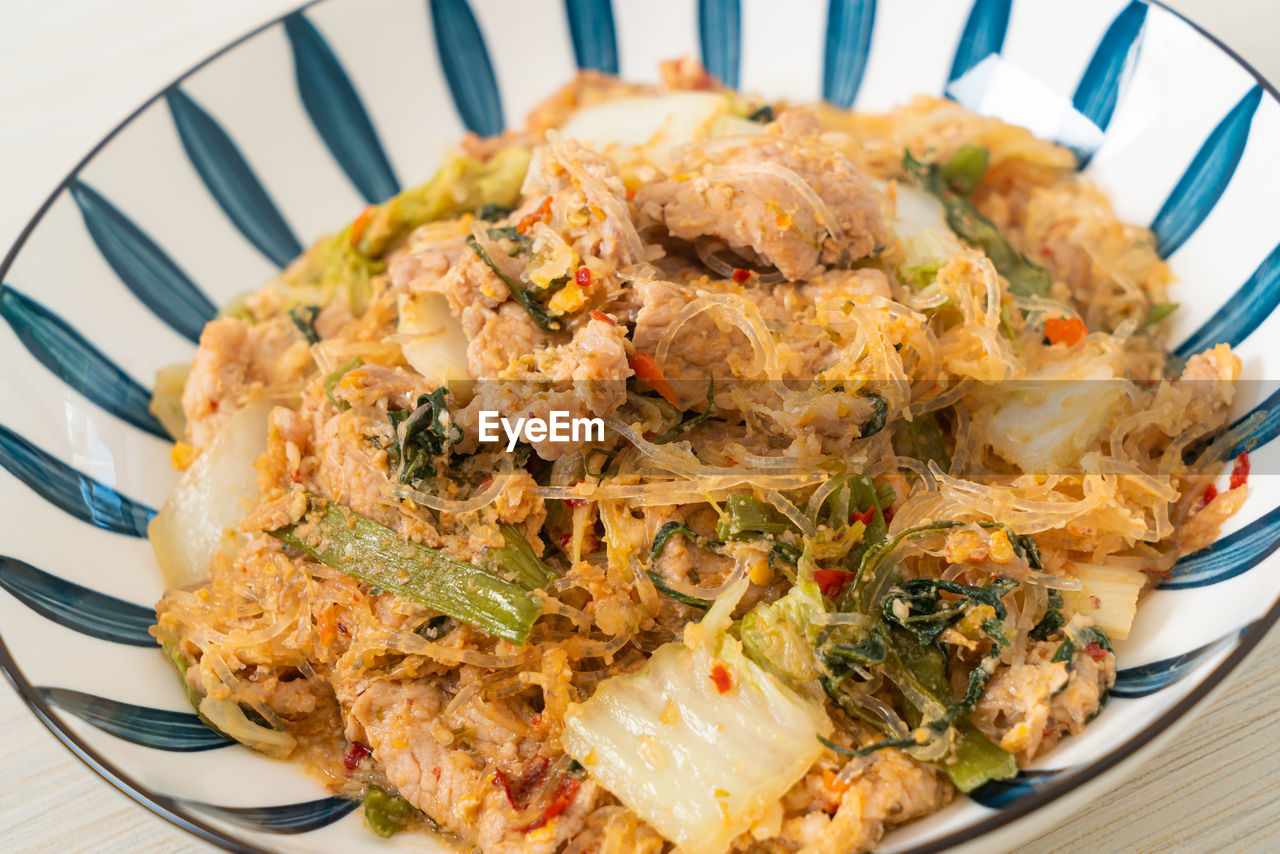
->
xmin=2 ymin=1 xmax=1279 ymax=851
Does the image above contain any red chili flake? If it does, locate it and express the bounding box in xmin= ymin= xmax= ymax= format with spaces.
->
xmin=517 ymin=196 xmax=553 ymax=234
xmin=208 ymin=399 xmax=219 ymax=411
xmin=342 ymin=742 xmax=371 ymax=770
xmin=529 ymin=715 xmax=542 ymax=728
xmin=1084 ymin=641 xmax=1107 ymax=660
xmin=882 ymin=506 xmax=895 ymax=525
xmin=1201 ymin=483 xmax=1219 ymax=507
xmin=849 ymin=507 xmax=876 ymax=526
xmin=576 ymin=266 xmax=593 ymax=288
xmin=731 ymin=268 xmax=751 ymax=284
xmin=1230 ymin=450 xmax=1251 ymax=491
xmin=558 ymin=532 xmax=573 ymax=547
xmin=433 ymin=767 xmax=442 ymax=782
xmin=1039 ymin=247 xmax=1053 ymax=259
xmin=1043 ymin=724 xmax=1056 ymax=738
xmin=522 ymin=776 xmax=580 ymax=833
xmin=814 ymin=568 xmax=856 ymax=598
xmin=589 ymin=309 xmax=615 ymax=326
xmin=709 ymin=663 xmax=733 ymax=694
xmin=626 ymin=188 xmax=636 ymax=200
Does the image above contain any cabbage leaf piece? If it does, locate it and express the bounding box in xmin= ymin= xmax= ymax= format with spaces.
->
xmin=562 ymin=581 xmax=831 ymax=854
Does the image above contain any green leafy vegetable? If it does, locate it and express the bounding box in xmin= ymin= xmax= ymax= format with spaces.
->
xmin=860 ymin=393 xmax=889 ymax=438
xmin=904 ymin=150 xmax=1051 ymax=298
xmin=1030 ymin=590 xmax=1066 ymax=641
xmin=651 ymin=520 xmax=723 ymax=563
xmin=652 ymin=379 xmax=715 ymax=444
xmin=939 ymin=144 xmax=989 ymax=195
xmin=387 ymin=388 xmax=463 ymax=485
xmin=323 ymin=357 xmax=363 ymax=411
xmin=715 ymin=494 xmax=795 ymax=540
xmin=465 ymin=234 xmax=563 ymax=331
xmin=1142 ymin=301 xmax=1179 ymax=328
xmin=880 ymin=576 xmax=1018 ymax=646
xmin=288 ymin=304 xmax=321 ymax=344
xmin=492 ymin=523 xmax=557 ymax=590
xmin=1052 ymin=624 xmax=1113 ymax=669
xmin=896 ymin=411 xmax=951 ymax=470
xmin=269 ymin=495 xmax=543 ymax=644
xmin=364 ymin=786 xmax=417 ymax=838
xmin=646 ymin=570 xmax=712 ymax=609
xmin=747 ymin=104 xmax=775 ymax=123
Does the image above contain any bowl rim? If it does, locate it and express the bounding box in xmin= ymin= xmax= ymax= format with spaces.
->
xmin=2 ymin=1 xmax=1277 ymax=851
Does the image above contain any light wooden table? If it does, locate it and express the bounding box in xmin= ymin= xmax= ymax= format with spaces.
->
xmin=1 ymin=1 xmax=1278 ymax=852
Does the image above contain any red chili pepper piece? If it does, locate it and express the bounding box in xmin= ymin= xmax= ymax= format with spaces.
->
xmin=1230 ymin=451 xmax=1250 ymax=491
xmin=589 ymin=309 xmax=615 ymax=326
xmin=1201 ymin=483 xmax=1219 ymax=507
xmin=576 ymin=266 xmax=593 ymax=288
xmin=849 ymin=507 xmax=876 ymax=526
xmin=709 ymin=663 xmax=733 ymax=694
xmin=731 ymin=268 xmax=751 ymax=284
xmin=342 ymin=741 xmax=371 ymax=770
xmin=629 ymin=352 xmax=679 ymax=406
xmin=349 ymin=205 xmax=375 ymax=248
xmin=814 ymin=568 xmax=856 ymax=598
xmin=1084 ymin=641 xmax=1107 ymax=660
xmin=517 ymin=196 xmax=553 ymax=234
xmin=521 ymin=777 xmax=580 ymax=833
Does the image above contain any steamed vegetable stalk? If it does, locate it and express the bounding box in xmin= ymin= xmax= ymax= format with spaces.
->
xmin=269 ymin=495 xmax=543 ymax=644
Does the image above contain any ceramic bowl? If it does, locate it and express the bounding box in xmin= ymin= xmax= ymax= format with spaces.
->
xmin=2 ymin=0 xmax=1279 ymax=851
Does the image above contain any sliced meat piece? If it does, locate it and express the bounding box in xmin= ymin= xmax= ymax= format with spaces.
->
xmin=635 ymin=109 xmax=886 ymax=280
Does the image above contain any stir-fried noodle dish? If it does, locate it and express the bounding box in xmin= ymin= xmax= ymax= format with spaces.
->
xmin=149 ymin=63 xmax=1248 ymax=853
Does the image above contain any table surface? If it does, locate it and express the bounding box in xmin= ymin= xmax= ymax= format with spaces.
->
xmin=2 ymin=1 xmax=1280 ymax=852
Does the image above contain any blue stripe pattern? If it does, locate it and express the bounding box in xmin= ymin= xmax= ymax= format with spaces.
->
xmin=565 ymin=0 xmax=619 ymax=75
xmin=947 ymin=0 xmax=1011 ymax=86
xmin=1113 ymin=633 xmax=1237 ymax=698
xmin=1151 ymin=85 xmax=1263 ymax=258
xmin=0 ymin=424 xmax=154 ymax=536
xmin=429 ymin=0 xmax=504 ymax=136
xmin=0 ymin=555 xmax=155 ymax=646
xmin=698 ymin=0 xmax=741 ymax=89
xmin=166 ymin=88 xmax=303 ymax=268
xmin=1174 ymin=242 xmax=1280 ymax=358
xmin=0 ymin=285 xmax=166 ymax=439
xmin=187 ymin=797 xmax=358 ymax=833
xmin=823 ymin=0 xmax=876 ymax=108
xmin=1070 ymin=0 xmax=1147 ymax=166
xmin=970 ymin=768 xmax=1062 ymax=809
xmin=1226 ymin=390 xmax=1280 ymax=459
xmin=42 ymin=687 xmax=231 ymax=752
xmin=283 ymin=12 xmax=400 ymax=204
xmin=69 ymin=180 xmax=216 ymax=344
xmin=1161 ymin=503 xmax=1280 ymax=590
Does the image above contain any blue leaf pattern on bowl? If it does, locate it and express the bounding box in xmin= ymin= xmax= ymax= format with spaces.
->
xmin=0 ymin=555 xmax=155 ymax=646
xmin=698 ymin=0 xmax=741 ymax=89
xmin=1160 ymin=502 xmax=1280 ymax=590
xmin=0 ymin=285 xmax=167 ymax=439
xmin=41 ymin=686 xmax=231 ymax=752
xmin=1070 ymin=0 xmax=1147 ymax=166
xmin=186 ymin=796 xmax=359 ymax=833
xmin=1113 ymin=630 xmax=1241 ymax=698
xmin=284 ymin=12 xmax=400 ymax=204
xmin=68 ymin=180 xmax=216 ymax=343
xmin=947 ymin=0 xmax=1011 ymax=88
xmin=166 ymin=88 xmax=304 ymax=268
xmin=823 ymin=0 xmax=876 ymax=108
xmin=1151 ymin=85 xmax=1263 ymax=258
xmin=969 ymin=768 xmax=1064 ymax=809
xmin=0 ymin=423 xmax=155 ymax=537
xmin=1174 ymin=241 xmax=1280 ymax=358
xmin=565 ymin=0 xmax=619 ymax=75
xmin=429 ymin=0 xmax=504 ymax=136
